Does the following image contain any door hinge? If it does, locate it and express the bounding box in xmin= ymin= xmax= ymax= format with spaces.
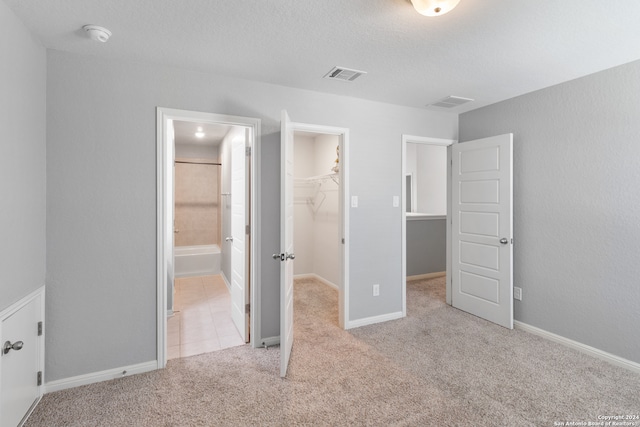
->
xmin=341 ymin=238 xmax=345 ymax=244
xmin=245 ymin=303 xmax=250 ymax=314
xmin=246 ymin=224 xmax=250 ymax=235
xmin=37 ymin=371 xmax=42 ymax=386
xmin=246 ymin=146 xmax=251 ymax=156
xmin=37 ymin=321 xmax=43 ymax=336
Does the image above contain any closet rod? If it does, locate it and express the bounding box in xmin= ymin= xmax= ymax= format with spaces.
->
xmin=174 ymin=160 xmax=221 ymax=166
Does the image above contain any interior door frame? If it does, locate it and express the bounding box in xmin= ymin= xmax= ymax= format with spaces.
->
xmin=401 ymin=135 xmax=456 ymax=316
xmin=289 ymin=121 xmax=350 ymax=329
xmin=156 ymin=107 xmax=261 ymax=368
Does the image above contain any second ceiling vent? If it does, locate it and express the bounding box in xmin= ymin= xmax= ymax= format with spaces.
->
xmin=427 ymin=96 xmax=474 ymax=108
xmin=323 ymin=66 xmax=367 ymax=82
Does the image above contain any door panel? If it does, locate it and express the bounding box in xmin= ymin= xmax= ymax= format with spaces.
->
xmin=280 ymin=110 xmax=295 ymax=377
xmin=230 ymin=134 xmax=248 ymax=341
xmin=452 ymin=134 xmax=513 ymax=329
xmin=1 ymin=296 xmax=41 ymax=427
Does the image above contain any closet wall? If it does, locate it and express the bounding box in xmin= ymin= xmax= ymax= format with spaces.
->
xmin=293 ymin=133 xmax=341 ymax=287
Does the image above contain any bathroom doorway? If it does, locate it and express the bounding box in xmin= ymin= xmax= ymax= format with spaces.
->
xmin=157 ymin=108 xmax=260 ymax=368
xmin=401 ymin=135 xmax=455 ymax=314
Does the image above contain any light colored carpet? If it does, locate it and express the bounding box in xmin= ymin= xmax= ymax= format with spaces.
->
xmin=26 ymin=277 xmax=640 ymax=426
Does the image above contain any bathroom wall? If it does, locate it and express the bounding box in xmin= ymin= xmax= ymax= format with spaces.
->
xmin=293 ymin=133 xmax=341 ymax=287
xmin=416 ymin=145 xmax=447 ymax=215
xmin=173 ymin=144 xmax=220 ymax=247
xmin=0 ymin=2 xmax=46 ymax=311
xmin=175 ymin=143 xmax=217 ymax=160
xmin=405 ymin=143 xmax=447 ymax=215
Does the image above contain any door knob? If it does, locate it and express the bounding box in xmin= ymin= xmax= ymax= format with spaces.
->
xmin=3 ymin=340 xmax=24 ymax=355
xmin=500 ymin=238 xmax=509 ymax=245
xmin=286 ymin=253 xmax=296 ymax=260
xmin=225 ymin=237 xmax=233 ymax=242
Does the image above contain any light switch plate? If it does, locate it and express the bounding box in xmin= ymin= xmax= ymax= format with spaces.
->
xmin=351 ymin=196 xmax=358 ymax=208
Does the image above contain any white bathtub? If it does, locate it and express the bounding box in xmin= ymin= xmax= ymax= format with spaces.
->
xmin=174 ymin=244 xmax=221 ymax=278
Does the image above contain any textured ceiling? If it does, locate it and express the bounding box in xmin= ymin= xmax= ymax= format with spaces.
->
xmin=5 ymin=0 xmax=640 ymax=113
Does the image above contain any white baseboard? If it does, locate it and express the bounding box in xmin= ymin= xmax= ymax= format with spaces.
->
xmin=221 ymin=270 xmax=231 ymax=291
xmin=514 ymin=321 xmax=640 ymax=374
xmin=407 ymin=271 xmax=445 ymax=281
xmin=259 ymin=336 xmax=280 ymax=348
xmin=44 ymin=360 xmax=158 ymax=393
xmin=294 ymin=273 xmax=339 ymax=291
xmin=346 ymin=311 xmax=404 ymax=330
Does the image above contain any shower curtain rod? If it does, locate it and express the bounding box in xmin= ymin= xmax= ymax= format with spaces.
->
xmin=174 ymin=160 xmax=221 ymax=166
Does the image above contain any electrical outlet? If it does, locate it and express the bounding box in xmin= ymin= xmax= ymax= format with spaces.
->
xmin=392 ymin=196 xmax=399 ymax=207
xmin=373 ymin=284 xmax=380 ymax=297
xmin=351 ymin=196 xmax=358 ymax=208
xmin=514 ymin=286 xmax=522 ymax=301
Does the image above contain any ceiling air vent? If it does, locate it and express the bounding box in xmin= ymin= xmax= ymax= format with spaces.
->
xmin=323 ymin=66 xmax=367 ymax=82
xmin=427 ymin=96 xmax=474 ymax=109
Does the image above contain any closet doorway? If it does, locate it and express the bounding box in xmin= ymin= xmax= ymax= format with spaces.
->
xmin=286 ymin=122 xmax=349 ymax=330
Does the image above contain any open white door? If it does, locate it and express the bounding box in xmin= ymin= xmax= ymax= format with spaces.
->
xmin=230 ymin=132 xmax=248 ymax=341
xmin=451 ymin=134 xmax=513 ymax=329
xmin=279 ymin=110 xmax=295 ymax=377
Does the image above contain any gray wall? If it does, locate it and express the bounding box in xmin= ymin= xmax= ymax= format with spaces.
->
xmin=459 ymin=60 xmax=640 ymax=364
xmin=46 ymin=50 xmax=457 ymax=381
xmin=406 ymin=218 xmax=446 ymax=276
xmin=0 ymin=3 xmax=46 ymax=311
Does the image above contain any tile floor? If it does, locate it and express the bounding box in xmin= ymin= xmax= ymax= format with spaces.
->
xmin=167 ymin=275 xmax=245 ymax=360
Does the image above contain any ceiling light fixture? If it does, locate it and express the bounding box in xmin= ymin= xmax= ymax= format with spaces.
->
xmin=195 ymin=127 xmax=205 ymax=138
xmin=83 ymin=25 xmax=112 ymax=42
xmin=410 ymin=0 xmax=461 ymax=17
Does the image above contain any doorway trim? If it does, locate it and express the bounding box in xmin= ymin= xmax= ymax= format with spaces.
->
xmin=401 ymin=135 xmax=456 ymax=316
xmin=289 ymin=121 xmax=350 ymax=329
xmin=156 ymin=107 xmax=261 ymax=368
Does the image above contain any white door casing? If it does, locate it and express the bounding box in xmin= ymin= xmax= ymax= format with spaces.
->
xmin=230 ymin=131 xmax=248 ymax=341
xmin=167 ymin=120 xmax=175 ymax=316
xmin=280 ymin=110 xmax=295 ymax=377
xmin=451 ymin=134 xmax=513 ymax=329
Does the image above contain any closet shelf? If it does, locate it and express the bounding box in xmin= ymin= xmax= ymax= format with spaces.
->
xmin=294 ymin=172 xmax=338 ymax=215
xmin=294 ymin=172 xmax=339 ymax=185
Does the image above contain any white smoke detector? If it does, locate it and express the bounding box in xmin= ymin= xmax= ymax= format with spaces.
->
xmin=83 ymin=25 xmax=112 ymax=43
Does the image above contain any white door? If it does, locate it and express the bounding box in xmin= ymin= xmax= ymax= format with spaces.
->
xmin=280 ymin=110 xmax=295 ymax=377
xmin=451 ymin=134 xmax=513 ymax=329
xmin=230 ymin=133 xmax=248 ymax=341
xmin=1 ymin=297 xmax=41 ymax=427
